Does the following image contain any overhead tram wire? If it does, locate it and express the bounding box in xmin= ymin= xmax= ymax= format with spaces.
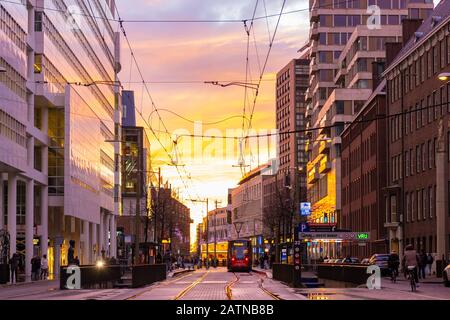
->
xmin=0 ymin=0 xmax=362 ymax=24
xmin=245 ymin=0 xmax=287 ymax=140
xmin=239 ymin=0 xmax=259 ymax=175
xmin=1 ymin=92 xmax=449 ymax=140
xmin=114 ymin=5 xmax=201 ymax=202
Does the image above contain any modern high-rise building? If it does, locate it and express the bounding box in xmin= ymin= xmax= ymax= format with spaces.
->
xmin=306 ymin=0 xmax=434 ymax=228
xmin=276 ymin=57 xmax=309 ymax=211
xmin=0 ymin=0 xmax=121 ymax=279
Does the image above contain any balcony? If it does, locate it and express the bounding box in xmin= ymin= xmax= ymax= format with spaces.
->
xmin=310 ymin=8 xmax=319 ymax=22
xmin=319 ymin=140 xmax=331 ymax=155
xmin=309 ymin=23 xmax=319 ymax=40
xmin=319 ymin=160 xmax=331 ymax=174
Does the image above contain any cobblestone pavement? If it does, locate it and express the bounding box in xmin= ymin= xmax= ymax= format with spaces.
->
xmin=0 ymin=268 xmax=448 ymax=300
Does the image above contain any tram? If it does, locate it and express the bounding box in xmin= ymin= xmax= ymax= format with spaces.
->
xmin=227 ymin=239 xmax=252 ymax=272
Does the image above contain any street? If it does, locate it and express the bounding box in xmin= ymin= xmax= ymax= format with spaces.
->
xmin=0 ymin=268 xmax=449 ymax=300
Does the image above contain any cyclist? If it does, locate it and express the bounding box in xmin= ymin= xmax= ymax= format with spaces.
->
xmin=402 ymin=244 xmax=419 ymax=287
xmin=388 ymin=251 xmax=400 ymax=282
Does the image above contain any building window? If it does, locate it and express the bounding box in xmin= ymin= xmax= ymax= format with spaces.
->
xmin=416 ymin=145 xmax=421 ymax=173
xmin=417 ymin=189 xmax=422 ymax=220
xmin=406 ymin=192 xmax=410 ymax=222
xmin=35 ymin=11 xmax=43 ymax=32
xmin=433 ymin=45 xmax=439 ymax=75
xmin=34 ymin=54 xmax=42 ymax=74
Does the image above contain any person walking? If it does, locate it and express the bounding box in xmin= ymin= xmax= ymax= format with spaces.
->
xmin=9 ymin=253 xmax=20 ymax=284
xmin=426 ymin=253 xmax=434 ymax=276
xmin=32 ymin=255 xmax=41 ymax=281
xmin=419 ymin=250 xmax=427 ymax=280
xmin=40 ymin=254 xmax=49 ymax=280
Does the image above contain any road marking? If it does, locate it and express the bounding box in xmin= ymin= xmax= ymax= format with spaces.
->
xmin=202 ymin=281 xmax=227 ymax=284
xmin=125 ymin=270 xmax=197 ymax=300
xmin=174 ymin=271 xmax=210 ymax=300
xmin=225 ymin=273 xmax=239 ymax=300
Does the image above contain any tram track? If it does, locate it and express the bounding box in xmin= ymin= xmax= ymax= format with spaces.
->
xmin=225 ymin=271 xmax=282 ymax=300
xmin=125 ymin=269 xmax=197 ymax=300
xmin=173 ymin=270 xmax=210 ymax=300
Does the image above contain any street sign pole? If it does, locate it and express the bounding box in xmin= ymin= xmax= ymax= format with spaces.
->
xmin=293 ymin=226 xmax=302 ymax=288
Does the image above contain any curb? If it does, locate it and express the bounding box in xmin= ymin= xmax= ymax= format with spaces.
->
xmin=168 ymin=269 xmax=194 ymax=278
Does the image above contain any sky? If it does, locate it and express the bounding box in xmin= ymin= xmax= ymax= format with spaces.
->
xmin=116 ymin=0 xmax=311 ymax=234
xmin=116 ymin=0 xmax=442 ymax=239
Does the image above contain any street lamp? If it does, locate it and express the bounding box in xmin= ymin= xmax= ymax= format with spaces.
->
xmin=204 ymin=81 xmax=259 ymax=91
xmin=438 ymin=72 xmax=450 ymax=81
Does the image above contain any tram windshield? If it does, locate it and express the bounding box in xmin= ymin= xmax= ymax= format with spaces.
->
xmin=231 ymin=242 xmax=248 ymax=259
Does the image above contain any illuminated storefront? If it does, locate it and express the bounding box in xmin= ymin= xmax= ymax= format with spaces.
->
xmin=201 ymin=242 xmax=228 ymax=263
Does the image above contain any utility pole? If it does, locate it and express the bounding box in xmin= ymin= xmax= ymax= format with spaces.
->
xmin=214 ymin=200 xmax=222 ymax=267
xmin=134 ymin=143 xmax=142 ymax=265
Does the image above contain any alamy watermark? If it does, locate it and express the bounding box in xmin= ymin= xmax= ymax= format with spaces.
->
xmin=366 ymin=265 xmax=381 ymax=290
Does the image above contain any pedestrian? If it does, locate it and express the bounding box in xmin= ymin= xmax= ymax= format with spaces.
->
xmin=198 ymin=257 xmax=202 ymax=269
xmin=40 ymin=254 xmax=49 ymax=280
xmin=30 ymin=256 xmax=37 ymax=281
xmin=9 ymin=253 xmax=20 ymax=284
xmin=156 ymin=252 xmax=163 ymax=264
xmin=263 ymin=252 xmax=269 ymax=270
xmin=426 ymin=253 xmax=434 ymax=276
xmin=32 ymin=255 xmax=41 ymax=281
xmin=419 ymin=250 xmax=427 ymax=280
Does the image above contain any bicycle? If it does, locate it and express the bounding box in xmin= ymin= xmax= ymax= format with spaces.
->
xmin=407 ymin=266 xmax=417 ymax=292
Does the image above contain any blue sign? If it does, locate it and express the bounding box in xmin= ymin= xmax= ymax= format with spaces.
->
xmin=300 ymin=202 xmax=311 ymax=216
xmin=299 ymin=222 xmax=310 ymax=232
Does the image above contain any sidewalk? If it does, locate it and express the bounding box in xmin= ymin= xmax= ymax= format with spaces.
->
xmin=385 ymin=274 xmax=443 ymax=284
xmin=252 ymin=267 xmax=273 ymax=278
xmin=167 ymin=268 xmax=195 ymax=278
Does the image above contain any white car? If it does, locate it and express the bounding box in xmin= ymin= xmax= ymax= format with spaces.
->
xmin=444 ymin=264 xmax=450 ymax=287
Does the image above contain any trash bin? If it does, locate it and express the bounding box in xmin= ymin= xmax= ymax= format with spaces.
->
xmin=436 ymin=260 xmax=444 ymax=278
xmin=0 ymin=264 xmax=9 ymax=284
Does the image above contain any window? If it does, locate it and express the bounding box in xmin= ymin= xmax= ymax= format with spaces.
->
xmin=411 ymin=191 xmax=415 ymax=221
xmin=35 ymin=11 xmax=43 ymax=32
xmin=405 ymin=150 xmax=409 ymax=177
xmin=422 ymin=189 xmax=427 ymax=221
xmin=334 ymin=15 xmax=346 ymax=27
xmin=427 ymin=95 xmax=433 ymax=123
xmin=34 ymin=54 xmax=42 ymax=74
xmin=428 ymin=140 xmax=432 ymax=169
xmin=416 ymin=145 xmax=421 ymax=173
xmin=319 ymin=33 xmax=327 ymax=45
xmin=433 ymin=45 xmax=439 ymax=75
xmin=430 ymin=186 xmax=434 ymax=218
xmin=406 ymin=192 xmax=410 ymax=222
xmin=417 ymin=190 xmax=422 ymax=220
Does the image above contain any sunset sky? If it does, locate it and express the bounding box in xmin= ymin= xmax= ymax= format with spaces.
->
xmin=116 ymin=0 xmax=310 ymax=232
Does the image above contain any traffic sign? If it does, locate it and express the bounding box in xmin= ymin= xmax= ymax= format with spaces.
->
xmin=298 ymin=231 xmax=370 ymax=241
xmin=299 ymin=202 xmax=311 ymax=216
xmin=299 ymin=222 xmax=310 ymax=232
